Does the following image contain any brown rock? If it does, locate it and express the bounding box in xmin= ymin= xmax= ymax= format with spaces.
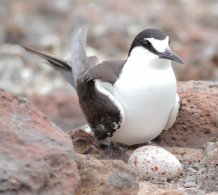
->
xmin=75 ymin=158 xmax=139 ymax=195
xmin=0 ymin=89 xmax=79 ymax=195
xmin=156 ymin=81 xmax=218 ymax=148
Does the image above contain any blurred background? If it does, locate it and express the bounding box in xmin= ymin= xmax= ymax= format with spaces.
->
xmin=0 ymin=0 xmax=217 ymax=130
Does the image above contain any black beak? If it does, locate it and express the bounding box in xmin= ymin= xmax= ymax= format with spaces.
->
xmin=159 ymin=49 xmax=184 ymax=64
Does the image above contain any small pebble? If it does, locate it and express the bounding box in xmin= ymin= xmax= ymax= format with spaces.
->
xmin=178 ymin=178 xmax=186 ymax=183
xmin=184 ymin=181 xmax=197 ymax=188
xmin=187 ymin=167 xmax=197 ymax=173
xmin=185 ymin=175 xmax=196 ymax=182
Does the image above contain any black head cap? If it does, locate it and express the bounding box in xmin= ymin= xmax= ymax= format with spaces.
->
xmin=128 ymin=28 xmax=168 ymax=56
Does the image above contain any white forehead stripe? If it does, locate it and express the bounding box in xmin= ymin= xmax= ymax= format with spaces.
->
xmin=145 ymin=37 xmax=169 ymax=53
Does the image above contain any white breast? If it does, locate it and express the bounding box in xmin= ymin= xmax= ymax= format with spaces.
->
xmin=110 ymin=47 xmax=177 ymax=145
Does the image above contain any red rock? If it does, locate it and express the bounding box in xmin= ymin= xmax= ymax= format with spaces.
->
xmin=156 ymin=81 xmax=218 ymax=148
xmin=0 ymin=89 xmax=79 ymax=195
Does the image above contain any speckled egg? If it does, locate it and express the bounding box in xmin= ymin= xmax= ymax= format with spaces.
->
xmin=128 ymin=145 xmax=182 ymax=179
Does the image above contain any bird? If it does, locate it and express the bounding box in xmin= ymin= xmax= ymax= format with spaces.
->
xmin=22 ymin=26 xmax=183 ymax=146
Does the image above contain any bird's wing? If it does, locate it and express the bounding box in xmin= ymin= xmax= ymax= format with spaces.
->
xmin=21 ymin=26 xmax=99 ymax=88
xmin=70 ymin=26 xmax=99 ymax=85
xmin=82 ymin=59 xmax=126 ymax=84
xmin=76 ymin=60 xmax=126 ymax=140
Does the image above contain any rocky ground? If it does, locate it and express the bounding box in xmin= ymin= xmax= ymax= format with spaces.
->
xmin=0 ymin=82 xmax=217 ymax=195
xmin=0 ymin=0 xmax=218 ymax=194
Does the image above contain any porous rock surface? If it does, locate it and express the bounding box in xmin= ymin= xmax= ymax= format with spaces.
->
xmin=0 ymin=88 xmax=79 ymax=195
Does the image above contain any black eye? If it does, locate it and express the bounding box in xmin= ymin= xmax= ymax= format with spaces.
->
xmin=142 ymin=40 xmax=150 ymax=48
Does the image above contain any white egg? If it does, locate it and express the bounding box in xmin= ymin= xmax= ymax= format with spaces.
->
xmin=128 ymin=145 xmax=182 ymax=179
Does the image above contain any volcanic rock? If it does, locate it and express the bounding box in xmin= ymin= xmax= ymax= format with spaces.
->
xmin=0 ymin=88 xmax=79 ymax=195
